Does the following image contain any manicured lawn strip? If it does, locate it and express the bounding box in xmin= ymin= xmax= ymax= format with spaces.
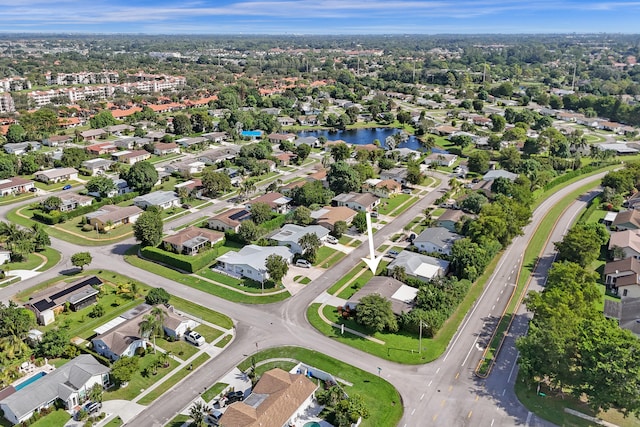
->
xmin=309 ymin=252 xmax=501 ymax=364
xmin=197 ymin=268 xmax=279 ymax=294
xmin=324 ymin=250 xmax=347 ymax=268
xmin=377 ymin=194 xmax=411 ymax=215
xmin=202 ymin=382 xmax=229 ymax=403
xmin=155 ymin=337 xmax=199 ymax=361
xmin=104 ymin=416 xmax=124 ymax=426
xmin=169 ymin=297 xmax=233 ymax=330
xmin=148 ymin=153 xmax=182 ymax=164
xmin=338 ymin=236 xmax=353 ymax=245
xmin=125 ymin=251 xmax=290 ymax=304
xmin=0 ymin=193 xmax=34 ymax=206
xmin=335 ymin=261 xmax=388 ymax=300
xmin=327 ymin=263 xmax=367 ymax=295
xmin=378 ymin=244 xmax=389 ymax=252
xmin=477 ymin=181 xmax=601 ymax=376
xmin=236 ymin=347 xmax=403 ymax=427
xmin=3 ymin=252 xmax=43 ymax=271
xmin=193 ymin=324 xmax=224 ymax=343
xmin=254 ymin=360 xmax=297 ymax=376
xmin=137 ymin=353 xmax=210 ymax=405
xmin=389 ymin=196 xmax=418 ymax=216
xmin=431 ymin=207 xmax=446 ymax=217
xmin=348 ymin=239 xmax=362 ymax=247
xmin=313 ymin=246 xmax=338 ymax=266
xmin=37 ymin=247 xmax=61 ymax=271
xmin=29 ymin=410 xmax=71 ymax=427
xmin=104 ymin=354 xmax=180 ymax=401
xmin=0 ymin=277 xmax=20 ymax=288
xmin=215 ymin=334 xmax=232 ymax=348
xmin=166 ymin=414 xmax=190 ymax=427
xmin=299 ymin=277 xmax=311 ymax=285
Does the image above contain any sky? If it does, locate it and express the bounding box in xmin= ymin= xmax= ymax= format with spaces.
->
xmin=0 ymin=0 xmax=639 ymax=34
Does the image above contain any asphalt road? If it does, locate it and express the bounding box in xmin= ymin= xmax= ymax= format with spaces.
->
xmin=0 ymin=168 xmax=608 ymax=427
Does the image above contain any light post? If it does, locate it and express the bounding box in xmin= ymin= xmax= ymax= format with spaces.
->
xmin=419 ymin=320 xmax=429 ymax=354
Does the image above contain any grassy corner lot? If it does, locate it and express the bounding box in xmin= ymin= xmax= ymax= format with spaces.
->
xmin=377 ymin=194 xmax=412 ymax=216
xmin=237 ymin=347 xmax=402 ymax=427
xmin=3 ymin=247 xmax=61 ymax=272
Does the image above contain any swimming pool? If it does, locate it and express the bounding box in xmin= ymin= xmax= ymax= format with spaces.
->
xmin=241 ymin=130 xmax=262 ymax=137
xmin=14 ymin=372 xmax=46 ymax=391
xmin=302 ymin=422 xmax=321 ymax=427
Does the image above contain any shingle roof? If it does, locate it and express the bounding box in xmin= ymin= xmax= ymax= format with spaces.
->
xmin=209 ymin=208 xmax=251 ymax=227
xmin=270 ymin=224 xmax=329 ymax=245
xmin=414 ymin=227 xmax=462 ymax=249
xmin=134 ymin=191 xmax=179 ymax=206
xmin=613 ymin=210 xmax=640 ymax=229
xmin=609 ymin=230 xmax=640 ymax=254
xmin=216 ymin=245 xmax=293 ymax=272
xmin=86 ymin=204 xmax=142 ymax=224
xmin=162 ymin=227 xmax=223 ymax=248
xmin=388 ymin=251 xmax=450 ymax=280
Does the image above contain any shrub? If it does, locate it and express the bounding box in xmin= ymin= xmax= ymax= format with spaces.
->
xmin=140 ymin=246 xmax=220 ymax=273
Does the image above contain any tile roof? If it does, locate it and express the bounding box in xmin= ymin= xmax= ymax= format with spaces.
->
xmin=209 ymin=208 xmax=251 ymax=227
xmin=162 ymin=227 xmax=223 ymax=248
xmin=613 ymin=210 xmax=640 ymax=229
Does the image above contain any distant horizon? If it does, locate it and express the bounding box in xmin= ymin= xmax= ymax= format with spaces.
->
xmin=1 ymin=1 xmax=639 ymax=35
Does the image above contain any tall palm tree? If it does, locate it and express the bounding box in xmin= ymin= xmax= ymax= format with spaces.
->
xmin=138 ymin=307 xmax=166 ymax=354
xmin=189 ymin=401 xmax=209 ymax=427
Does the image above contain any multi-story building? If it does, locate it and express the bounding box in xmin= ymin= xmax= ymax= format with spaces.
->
xmin=0 ymin=94 xmax=15 ymax=113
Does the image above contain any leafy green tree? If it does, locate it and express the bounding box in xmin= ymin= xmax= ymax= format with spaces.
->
xmin=145 ymin=288 xmax=170 ymax=305
xmin=5 ymin=124 xmax=26 ymax=144
xmin=88 ymin=383 xmax=104 ymax=403
xmin=295 ymin=143 xmax=311 ymax=164
xmin=292 ymin=206 xmax=312 ymax=225
xmin=450 ymin=134 xmax=473 ymax=150
xmin=89 ymin=110 xmax=117 ymax=129
xmin=406 ymin=160 xmax=423 ymax=185
xmin=354 ymin=294 xmax=398 ymax=333
xmin=330 ymin=143 xmax=351 ymax=162
xmin=31 ymin=223 xmax=50 ymax=251
xmin=41 ymin=196 xmax=62 ymax=213
xmin=331 ymin=221 xmax=348 ymax=239
xmin=460 ymin=192 xmax=488 ymax=214
xmin=20 ymin=108 xmax=58 ymax=139
xmin=298 ymin=232 xmax=321 ymax=263
xmin=290 ymin=181 xmax=334 ymax=206
xmin=249 ymin=202 xmax=272 ymax=225
xmin=238 ymin=220 xmax=261 ymax=243
xmin=190 ymin=111 xmax=213 ymax=133
xmin=90 ymin=304 xmax=104 ymax=318
xmin=122 ymin=161 xmax=158 ymax=194
xmin=201 ymin=169 xmax=232 ymax=197
xmin=334 ymin=394 xmax=370 ymax=427
xmin=71 ymin=252 xmax=92 ymax=271
xmin=0 ymin=157 xmax=17 ymax=179
xmin=37 ymin=328 xmax=69 ymax=358
xmin=111 ymin=356 xmax=139 ymax=384
xmin=86 ymin=176 xmax=116 ymax=198
xmin=59 ymin=147 xmax=90 ymax=168
xmin=554 ymin=223 xmax=609 ymax=268
xmin=328 ymin=161 xmax=361 ymax=194
xmin=19 ymin=154 xmax=39 ymax=175
xmin=490 ymin=114 xmax=506 ymax=132
xmin=172 ymin=114 xmax=192 ymax=135
xmin=467 ymin=151 xmax=490 ymax=174
xmin=265 ymin=254 xmax=289 ymax=283
xmin=133 ymin=209 xmax=164 ymax=247
xmin=351 ymin=211 xmax=367 ymax=234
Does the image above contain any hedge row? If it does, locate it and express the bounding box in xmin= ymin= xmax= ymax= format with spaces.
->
xmin=141 ymin=246 xmax=220 ymax=273
xmin=543 ymin=161 xmax=617 ymax=191
xmin=33 ymin=192 xmax=139 ymax=225
xmin=259 ymin=214 xmax=288 ymax=233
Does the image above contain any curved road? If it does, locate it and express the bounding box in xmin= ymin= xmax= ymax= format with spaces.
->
xmin=0 ymin=170 xmax=607 ymax=427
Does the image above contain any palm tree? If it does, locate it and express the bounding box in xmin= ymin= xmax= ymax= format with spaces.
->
xmin=138 ymin=307 xmax=166 ymax=354
xmin=298 ymin=232 xmax=321 ymax=263
xmin=189 ymin=401 xmax=210 ymax=427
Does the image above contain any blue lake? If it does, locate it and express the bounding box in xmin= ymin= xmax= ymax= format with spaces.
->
xmin=297 ymin=128 xmax=427 ymax=151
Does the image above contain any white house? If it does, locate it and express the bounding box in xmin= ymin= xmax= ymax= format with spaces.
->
xmin=0 ymin=355 xmax=110 ymax=425
xmin=133 ymin=190 xmax=180 ymax=210
xmin=92 ymin=314 xmax=148 ymax=361
xmin=35 ymin=167 xmax=78 ymax=184
xmin=81 ymin=158 xmax=115 ymax=176
xmin=413 ymin=227 xmax=462 ymax=255
xmin=270 ymin=224 xmax=330 ymax=254
xmin=0 ymin=177 xmax=35 ymax=196
xmin=388 ymin=250 xmax=450 ymax=282
xmin=215 ymin=245 xmax=293 ymax=282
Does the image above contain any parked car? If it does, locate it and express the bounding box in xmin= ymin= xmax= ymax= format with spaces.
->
xmin=62 ymin=184 xmax=72 ymax=190
xmin=29 ymin=187 xmax=38 ymax=192
xmin=402 ymin=188 xmax=412 ymax=194
xmin=295 ymin=259 xmax=311 ymax=268
xmin=185 ymin=330 xmax=205 ymax=346
xmin=325 ymin=235 xmax=338 ymax=244
xmin=387 ymin=250 xmax=399 ymax=258
xmin=225 ymin=390 xmax=244 ymax=404
xmin=370 ymin=211 xmax=379 ymax=218
xmin=206 ymin=409 xmax=223 ymax=425
xmin=407 ymin=233 xmax=417 ymax=242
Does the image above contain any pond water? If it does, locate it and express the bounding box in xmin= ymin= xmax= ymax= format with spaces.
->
xmin=297 ymin=128 xmax=427 ymax=151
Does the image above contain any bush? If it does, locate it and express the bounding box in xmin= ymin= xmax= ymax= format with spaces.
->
xmin=145 ymin=287 xmax=170 ymax=305
xmin=141 ymin=246 xmax=220 ymax=273
xmin=135 ymin=346 xmax=146 ymax=357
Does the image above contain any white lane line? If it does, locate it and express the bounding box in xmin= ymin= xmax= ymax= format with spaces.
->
xmin=428 ymin=380 xmax=433 ymax=387
xmin=502 ymin=389 xmax=507 ymax=396
xmin=411 ymin=409 xmax=416 ymax=415
xmin=491 ymin=305 xmax=495 ymax=311
xmin=507 ymin=352 xmax=519 ymax=382
xmin=462 ymin=328 xmax=483 ymax=366
xmin=421 ymin=393 xmax=425 ymax=400
xmin=436 ymin=367 xmax=440 ymax=374
xmin=491 ymin=419 xmax=495 ymax=426
xmin=497 ymin=297 xmax=500 ymax=301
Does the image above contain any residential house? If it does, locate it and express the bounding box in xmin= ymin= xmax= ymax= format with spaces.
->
xmin=624 ymin=192 xmax=640 ymax=210
xmin=175 ymin=179 xmax=204 ymax=199
xmin=162 ymin=227 xmax=224 ymax=255
xmin=201 ymin=132 xmax=227 ymax=143
xmin=435 ymin=209 xmax=469 ymax=232
xmin=274 ymin=152 xmax=296 ymax=166
xmin=197 ymin=146 xmax=241 ymax=165
xmin=112 ymin=149 xmax=151 ymax=165
xmin=267 ymin=133 xmax=296 ymax=145
xmin=26 ymin=276 xmax=102 ymax=326
xmin=0 ymin=250 xmax=10 ymax=264
xmin=80 ymin=129 xmax=106 ymax=141
xmin=58 ymin=193 xmax=93 ymax=212
xmin=387 ymin=250 xmax=450 ymax=282
xmin=161 ymin=306 xmax=198 ymax=339
xmin=218 ymin=368 xmax=318 ymax=427
xmin=345 ymin=276 xmax=417 ymax=315
xmin=146 ymin=131 xmax=167 ymax=141
xmin=246 ymin=192 xmax=292 ymax=214
xmin=482 ymin=169 xmax=519 ymax=181
xmin=604 ymin=297 xmax=640 ymax=337
xmin=105 ymin=124 xmax=134 ymax=135
xmin=363 ymin=179 xmax=402 ymax=198
xmin=165 ymin=160 xmax=206 ymax=175
xmin=133 ymin=191 xmax=180 ymax=210
xmin=270 ymin=224 xmax=330 ymax=254
xmin=604 ymin=258 xmax=640 ymax=298
xmin=380 ymin=167 xmax=408 ymax=185
xmin=413 ymin=227 xmax=462 ymax=255
xmin=92 ymin=312 xmax=148 ymax=361
xmin=86 ymin=142 xmax=117 ymax=156
xmin=596 ymin=143 xmax=639 ymax=155
xmin=81 ymin=158 xmax=115 ymax=176
xmin=215 ymin=245 xmax=294 ymax=282
xmin=423 ymin=152 xmax=458 ymax=168
xmin=434 ymin=125 xmax=458 ymax=136
xmin=113 ymin=137 xmax=149 ymax=150
xmin=613 ymin=210 xmax=640 ymax=231
xmin=310 ymin=206 xmax=357 ymax=231
xmin=86 ymin=205 xmax=142 ymax=231
xmin=176 ymin=136 xmax=209 ymax=150
xmin=277 ymin=116 xmax=296 ymax=126
xmin=295 ymin=136 xmax=321 ymax=148
xmin=0 ymin=177 xmax=34 ymax=196
xmin=154 ymin=142 xmax=180 ymax=156
xmin=3 ymin=141 xmax=40 ymax=155
xmin=332 ymin=192 xmax=380 ymax=212
xmin=42 ymin=134 xmax=72 ymax=146
xmin=208 ymin=208 xmax=252 ymax=233
xmin=609 ymin=230 xmax=640 ymax=260
xmin=0 ymin=355 xmax=110 ymax=425
xmin=35 ymin=167 xmax=78 ymax=184
xmin=393 ymin=147 xmax=420 ymax=161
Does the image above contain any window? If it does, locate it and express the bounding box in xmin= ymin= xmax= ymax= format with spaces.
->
xmin=623 ymin=289 xmax=628 ymax=297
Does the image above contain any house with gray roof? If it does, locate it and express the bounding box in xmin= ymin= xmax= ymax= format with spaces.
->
xmin=0 ymin=355 xmax=110 ymax=425
xmin=197 ymin=146 xmax=241 ymax=165
xmin=482 ymin=169 xmax=518 ymax=182
xmin=270 ymin=224 xmax=330 ymax=254
xmin=295 ymin=136 xmax=321 ymax=148
xmin=380 ymin=167 xmax=408 ymax=185
xmin=3 ymin=141 xmax=40 ymax=156
xmin=215 ymin=245 xmax=293 ymax=282
xmin=86 ymin=205 xmax=142 ymax=231
xmin=81 ymin=158 xmax=114 ymax=176
xmin=387 ymin=250 xmax=450 ymax=282
xmin=604 ymin=297 xmax=640 ymax=337
xmin=345 ymin=276 xmax=417 ymax=315
xmin=413 ymin=227 xmax=462 ymax=255
xmin=133 ymin=190 xmax=180 ymax=210
xmin=332 ymin=192 xmax=380 ymax=212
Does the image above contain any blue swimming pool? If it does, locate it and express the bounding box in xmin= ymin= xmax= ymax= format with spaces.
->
xmin=302 ymin=422 xmax=321 ymax=427
xmin=14 ymin=372 xmax=46 ymax=391
xmin=241 ymin=130 xmax=262 ymax=137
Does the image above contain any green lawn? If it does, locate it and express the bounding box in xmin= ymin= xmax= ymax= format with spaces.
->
xmin=166 ymin=414 xmax=190 ymax=427
xmin=0 ymin=192 xmax=35 ymax=206
xmin=104 ymin=416 xmax=124 ymax=426
xmin=37 ymin=247 xmax=62 ymax=271
xmin=3 ymin=252 xmax=43 ymax=271
xmin=155 ymin=337 xmax=199 ymax=361
xmin=377 ymin=194 xmax=412 ymax=215
xmin=327 ymin=263 xmax=368 ymax=295
xmin=197 ymin=268 xmax=280 ymax=293
xmin=431 ymin=207 xmax=446 ymax=217
xmin=202 ymin=382 xmax=229 ymax=403
xmin=236 ymin=347 xmax=402 ymax=427
xmin=104 ymin=353 xmax=180 ymax=401
xmin=193 ymin=324 xmax=224 ymax=343
xmin=137 ymin=353 xmax=210 ymax=405
xmin=215 ymin=334 xmax=232 ymax=348
xmin=313 ymin=246 xmax=338 ymax=267
xmin=388 ymin=196 xmax=418 ymax=216
xmin=125 ymin=249 xmax=291 ymax=304
xmin=29 ymin=410 xmax=71 ymax=427
xmin=338 ymin=236 xmax=353 ymax=245
xmin=148 ymin=153 xmax=182 ymax=164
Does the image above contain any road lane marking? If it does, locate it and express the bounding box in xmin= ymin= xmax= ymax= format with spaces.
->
xmin=491 ymin=419 xmax=495 ymax=426
xmin=448 ymin=385 xmax=452 ymax=392
xmin=428 ymin=380 xmax=432 ymax=387
xmin=455 ymin=372 xmax=459 ymax=379
xmin=433 ymin=415 xmax=438 ymax=422
xmin=507 ymin=353 xmax=519 ymax=382
xmin=436 ymin=367 xmax=440 ymax=374
xmin=462 ymin=329 xmax=482 ymax=366
xmin=475 ymin=395 xmax=479 ymax=401
xmin=441 ymin=399 xmax=446 ymax=407
xmin=491 ymin=304 xmax=495 ymax=310
xmin=502 ymin=388 xmax=506 ymax=396
xmin=497 ymin=297 xmax=500 ymax=301
xmin=411 ymin=409 xmax=416 ymax=415
xmin=500 ymin=289 xmax=504 ymax=294
xmin=468 ymin=411 xmax=472 ymax=418
xmin=420 ymin=393 xmax=425 ymax=400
